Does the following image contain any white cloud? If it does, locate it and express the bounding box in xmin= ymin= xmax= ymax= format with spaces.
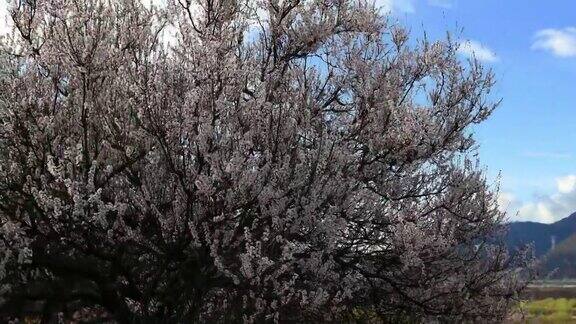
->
xmin=457 ymin=40 xmax=499 ymax=63
xmin=532 ymin=27 xmax=576 ymax=57
xmin=503 ymin=175 xmax=576 ymax=224
xmin=517 ymin=202 xmax=557 ymax=224
xmin=428 ymin=0 xmax=453 ymax=9
xmin=375 ymin=0 xmax=415 ymax=13
xmin=523 ymin=151 xmax=572 ymax=160
xmin=557 ymin=175 xmax=576 ymax=194
xmin=497 ymin=192 xmax=516 ymax=212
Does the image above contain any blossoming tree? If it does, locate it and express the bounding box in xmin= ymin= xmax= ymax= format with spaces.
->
xmin=0 ymin=0 xmax=531 ymax=322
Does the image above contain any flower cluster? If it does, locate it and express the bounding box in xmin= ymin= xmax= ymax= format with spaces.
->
xmin=0 ymin=0 xmax=531 ymax=322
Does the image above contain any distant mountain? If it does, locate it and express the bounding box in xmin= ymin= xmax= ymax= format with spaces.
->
xmin=541 ymin=233 xmax=576 ymax=279
xmin=506 ymin=212 xmax=576 ymax=257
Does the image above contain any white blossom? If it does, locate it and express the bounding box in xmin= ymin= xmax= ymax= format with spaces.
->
xmin=0 ymin=0 xmax=532 ymax=322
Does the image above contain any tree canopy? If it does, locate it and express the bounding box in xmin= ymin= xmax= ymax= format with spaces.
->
xmin=0 ymin=0 xmax=531 ymax=322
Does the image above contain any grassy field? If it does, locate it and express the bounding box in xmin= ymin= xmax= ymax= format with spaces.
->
xmin=510 ymin=283 xmax=576 ymax=323
xmin=514 ymin=298 xmax=576 ymax=323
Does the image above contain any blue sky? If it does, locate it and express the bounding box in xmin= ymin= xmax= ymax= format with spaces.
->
xmin=0 ymin=0 xmax=574 ymax=223
xmin=384 ymin=0 xmax=576 ymax=223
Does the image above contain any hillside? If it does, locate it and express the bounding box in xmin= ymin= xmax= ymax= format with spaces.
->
xmin=506 ymin=212 xmax=576 ymax=279
xmin=541 ymin=233 xmax=576 ymax=279
xmin=506 ymin=212 xmax=576 ymax=257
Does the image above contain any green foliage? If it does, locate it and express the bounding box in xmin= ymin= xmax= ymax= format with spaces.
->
xmin=519 ymin=298 xmax=576 ymax=322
